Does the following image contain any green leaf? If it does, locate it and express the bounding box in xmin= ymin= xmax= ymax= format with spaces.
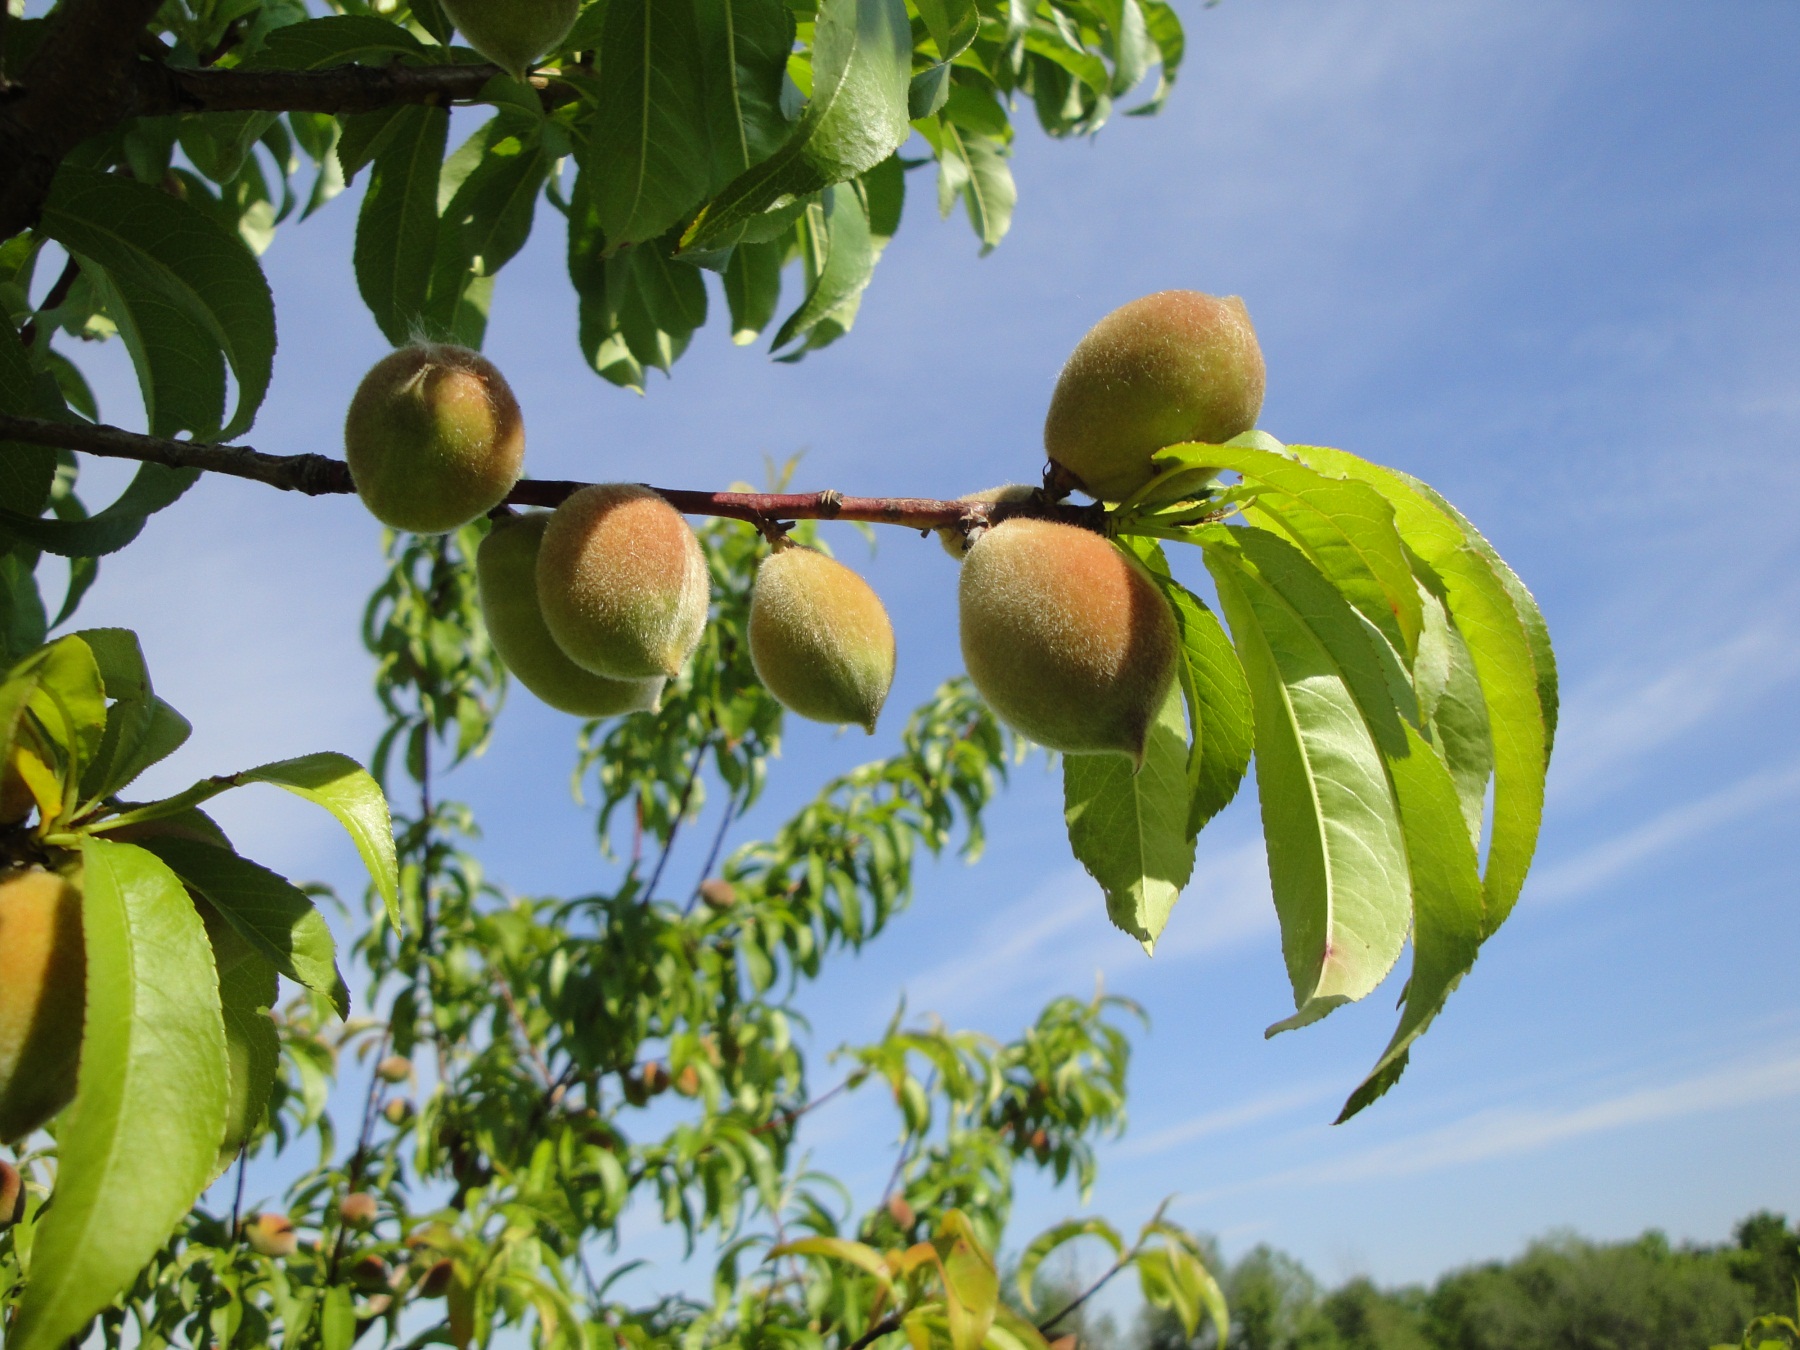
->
xmin=771 ymin=182 xmax=873 ymax=351
xmin=937 ymin=1217 xmax=999 ymax=1350
xmin=1137 ymin=1245 xmax=1227 ymax=1344
xmin=582 ymin=0 xmax=711 ymax=248
xmin=354 ymin=104 xmax=449 ymax=344
xmin=915 ymin=0 xmax=979 ymax=60
xmin=1203 ymin=530 xmax=1410 ymax=1028
xmin=215 ymin=948 xmax=279 ymax=1171
xmin=26 ymin=632 xmax=106 ymax=816
xmin=1335 ymin=715 xmax=1484 ymax=1121
xmin=243 ymin=752 xmax=398 ymax=927
xmin=682 ymin=0 xmax=911 ymax=251
xmin=723 ymin=236 xmax=783 ymax=343
xmin=917 ymin=118 xmax=1015 ymax=253
xmin=0 ymin=461 xmax=199 ymax=558
xmin=81 ymin=695 xmax=191 ymax=803
xmin=247 ymin=13 xmax=425 ymax=69
xmin=1152 ymin=441 xmax=1422 ymax=663
xmin=0 ymin=324 xmax=55 ymax=517
xmin=1017 ymin=1220 xmax=1123 ymax=1312
xmin=1415 ymin=586 xmax=1493 ymax=847
xmin=1128 ymin=546 xmax=1253 ymax=836
xmin=70 ymin=627 xmax=148 ymax=702
xmin=1290 ymin=446 xmax=1550 ymax=933
xmin=769 ymin=1236 xmax=894 ymax=1287
xmin=136 ymin=836 xmax=347 ymax=1014
xmin=1128 ymin=0 xmax=1185 ymax=115
xmin=40 ymin=165 xmax=275 ymax=439
xmin=10 ymin=838 xmax=228 ymax=1350
xmin=695 ymin=0 xmax=794 ymax=191
xmin=1063 ymin=683 xmax=1195 ymax=952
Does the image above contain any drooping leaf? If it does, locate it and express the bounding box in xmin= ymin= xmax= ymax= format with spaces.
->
xmin=683 ymin=0 xmax=911 ymax=250
xmin=771 ymin=182 xmax=873 ymax=352
xmin=936 ymin=1212 xmax=999 ymax=1350
xmin=1126 ymin=543 xmax=1253 ymax=837
xmin=242 ymin=752 xmax=398 ymax=926
xmin=1063 ymin=683 xmax=1195 ymax=951
xmin=1290 ymin=446 xmax=1550 ymax=933
xmin=1202 ymin=529 xmax=1410 ymax=1029
xmin=915 ymin=0 xmax=979 ymax=60
xmin=1414 ymin=583 xmax=1493 ymax=848
xmin=1153 ymin=441 xmax=1422 ymax=662
xmin=10 ymin=838 xmax=228 ymax=1350
xmin=723 ymin=237 xmax=783 ymax=344
xmin=582 ymin=0 xmax=712 ymax=248
xmin=695 ymin=0 xmax=795 ymax=191
xmin=214 ymin=948 xmax=279 ymax=1173
xmin=136 ymin=835 xmax=348 ymax=1014
xmin=354 ymin=103 xmax=449 ymax=344
xmin=40 ymin=166 xmax=275 ymax=438
xmin=1335 ymin=714 xmax=1484 ymax=1121
xmin=1016 ymin=1219 xmax=1123 ymax=1312
xmin=0 ymin=461 xmax=199 ymax=558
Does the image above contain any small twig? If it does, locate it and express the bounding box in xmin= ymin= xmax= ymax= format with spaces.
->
xmin=496 ymin=975 xmax=555 ymax=1092
xmin=228 ymin=1149 xmax=248 ymax=1246
xmin=1035 ymin=1199 xmax=1173 ymax=1335
xmin=644 ymin=738 xmax=709 ymax=900
xmin=749 ymin=1077 xmax=851 ymax=1137
xmin=844 ymin=1313 xmax=904 ymax=1350
xmin=683 ymin=796 xmax=737 ymax=915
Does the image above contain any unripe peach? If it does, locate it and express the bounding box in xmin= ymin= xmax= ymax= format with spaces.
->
xmin=417 ymin=1258 xmax=455 ymax=1298
xmin=340 ymin=1191 xmax=380 ymax=1228
xmin=477 ymin=513 xmax=665 ymax=717
xmin=748 ymin=544 xmax=895 ymax=733
xmin=885 ymin=1193 xmax=916 ymax=1230
xmin=537 ymin=485 xmax=709 ymax=680
xmin=245 ymin=1211 xmax=298 ymax=1258
xmin=672 ymin=1064 xmax=701 ymax=1097
xmin=375 ymin=1054 xmax=412 ymax=1084
xmin=0 ymin=1158 xmax=22 ymax=1227
xmin=640 ymin=1061 xmax=671 ymax=1096
xmin=1044 ymin=291 xmax=1265 ymax=502
xmin=0 ymin=868 xmax=85 ymax=1143
xmin=344 ymin=343 xmax=525 ymax=534
xmin=958 ymin=519 xmax=1176 ymax=762
xmin=383 ymin=1097 xmax=414 ymax=1126
xmin=937 ymin=485 xmax=1039 ymax=560
xmin=697 ymin=879 xmax=736 ymax=911
xmin=441 ymin=0 xmax=578 ymax=80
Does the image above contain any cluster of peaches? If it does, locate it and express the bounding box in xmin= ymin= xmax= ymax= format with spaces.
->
xmin=339 ymin=290 xmax=1265 ymax=760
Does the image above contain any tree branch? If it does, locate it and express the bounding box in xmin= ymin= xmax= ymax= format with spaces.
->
xmin=0 ymin=414 xmax=1107 ymax=534
xmin=0 ymin=0 xmax=166 ymax=240
xmin=127 ymin=58 xmax=569 ymax=118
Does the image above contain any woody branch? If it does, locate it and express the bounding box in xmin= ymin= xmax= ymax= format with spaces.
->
xmin=0 ymin=414 xmax=1105 ymax=535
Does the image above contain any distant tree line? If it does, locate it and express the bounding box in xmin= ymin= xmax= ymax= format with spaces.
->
xmin=1033 ymin=1210 xmax=1800 ymax=1350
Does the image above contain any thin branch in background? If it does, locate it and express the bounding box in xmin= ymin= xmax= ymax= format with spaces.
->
xmin=644 ymin=738 xmax=710 ymax=900
xmin=228 ymin=1149 xmax=248 ymax=1245
xmin=326 ymin=1026 xmax=394 ymax=1285
xmin=844 ymin=1312 xmax=904 ymax=1350
xmin=684 ymin=795 xmax=737 ymax=914
xmin=749 ymin=1077 xmax=852 ymax=1137
xmin=496 ymin=974 xmax=556 ymax=1094
xmin=1035 ymin=1199 xmax=1172 ymax=1335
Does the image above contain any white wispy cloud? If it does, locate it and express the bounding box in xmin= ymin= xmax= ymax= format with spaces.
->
xmin=903 ymin=842 xmax=1275 ymax=1021
xmin=1116 ymin=1082 xmax=1335 ymax=1160
xmin=1185 ymin=1040 xmax=1800 ymax=1202
xmin=1528 ymin=761 xmax=1800 ymax=906
xmin=1547 ymin=615 xmax=1800 ymax=807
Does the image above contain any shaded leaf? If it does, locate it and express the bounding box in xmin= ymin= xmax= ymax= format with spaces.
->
xmin=1063 ymin=683 xmax=1194 ymax=951
xmin=10 ymin=838 xmax=228 ymax=1350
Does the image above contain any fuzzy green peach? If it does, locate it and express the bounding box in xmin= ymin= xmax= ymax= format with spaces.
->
xmin=749 ymin=544 xmax=895 ymax=733
xmin=1043 ymin=290 xmax=1265 ymax=502
xmin=478 ymin=513 xmax=665 ymax=717
xmin=344 ymin=343 xmax=525 ymax=534
xmin=959 ymin=518 xmax=1176 ymax=762
xmin=536 ymin=485 xmax=709 ymax=680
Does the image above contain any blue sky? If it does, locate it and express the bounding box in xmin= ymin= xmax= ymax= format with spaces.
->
xmin=53 ymin=0 xmax=1800 ymax=1300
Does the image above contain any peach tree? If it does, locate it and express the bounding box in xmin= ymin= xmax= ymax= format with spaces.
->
xmin=0 ymin=0 xmax=1555 ymax=1348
